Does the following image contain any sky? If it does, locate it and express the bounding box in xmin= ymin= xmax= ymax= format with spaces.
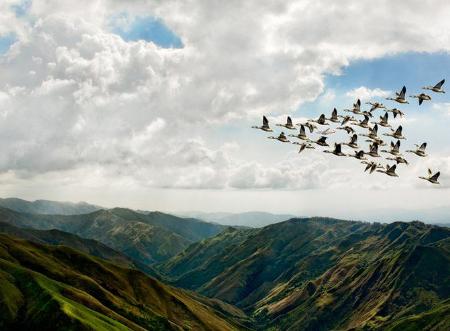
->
xmin=0 ymin=0 xmax=450 ymax=222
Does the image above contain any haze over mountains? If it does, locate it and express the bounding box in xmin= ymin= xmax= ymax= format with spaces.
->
xmin=0 ymin=197 xmax=449 ymax=330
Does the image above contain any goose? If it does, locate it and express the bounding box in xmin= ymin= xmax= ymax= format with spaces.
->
xmin=354 ymin=115 xmax=370 ymax=129
xmin=365 ymin=137 xmax=386 ymax=146
xmin=410 ymin=93 xmax=431 ymax=106
xmin=366 ymin=142 xmax=381 ymax=158
xmin=419 ymin=169 xmax=440 ymax=184
xmin=423 ymin=79 xmax=445 ymax=93
xmin=344 ymin=99 xmax=363 ymax=115
xmin=381 ymin=140 xmax=401 ymax=156
xmin=323 ymin=143 xmax=346 ymax=156
xmin=383 ymin=125 xmax=406 ymax=140
xmin=361 ymin=161 xmax=384 ymax=174
xmin=366 ymin=101 xmax=386 ymax=112
xmin=373 ymin=112 xmax=391 ymax=128
xmin=308 ymin=114 xmax=329 ymax=126
xmin=386 ymin=156 xmax=409 ymax=165
xmin=386 ymin=108 xmax=405 ymax=119
xmin=340 ymin=115 xmax=355 ymax=126
xmin=360 ymin=124 xmax=379 ymax=140
xmin=386 ymin=86 xmax=409 ymax=104
xmin=361 ymin=110 xmax=374 ymax=118
xmin=252 ymin=115 xmax=273 ymax=132
xmin=311 ymin=136 xmax=329 ymax=147
xmin=289 ymin=124 xmax=310 ymax=141
xmin=268 ymin=132 xmax=290 ymax=143
xmin=327 ymin=108 xmax=340 ymax=123
xmin=298 ymin=121 xmax=318 ymax=133
xmin=317 ymin=128 xmax=336 ymax=135
xmin=377 ymin=164 xmax=399 ymax=177
xmin=343 ymin=134 xmax=358 ymax=149
xmin=337 ymin=125 xmax=355 ymax=134
xmin=276 ymin=116 xmax=296 ymax=130
xmin=348 ymin=150 xmax=367 ymax=160
xmin=292 ymin=142 xmax=315 ymax=154
xmin=406 ymin=142 xmax=427 ymax=157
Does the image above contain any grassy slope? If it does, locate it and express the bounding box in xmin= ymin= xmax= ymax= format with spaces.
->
xmin=0 ymin=233 xmax=251 ymax=331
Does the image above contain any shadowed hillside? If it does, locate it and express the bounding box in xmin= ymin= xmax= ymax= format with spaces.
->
xmin=0 ymin=233 xmax=251 ymax=331
xmin=158 ymin=218 xmax=450 ymax=330
xmin=0 ymin=197 xmax=101 ymax=215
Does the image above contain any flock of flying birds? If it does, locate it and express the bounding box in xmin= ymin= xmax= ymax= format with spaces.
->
xmin=252 ymin=79 xmax=446 ymax=184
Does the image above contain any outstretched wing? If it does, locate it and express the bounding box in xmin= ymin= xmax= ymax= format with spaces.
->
xmin=430 ymin=171 xmax=440 ymax=181
xmin=263 ymin=115 xmax=269 ymax=127
xmin=317 ymin=136 xmax=327 ymax=144
xmin=372 ymin=124 xmax=378 ymax=134
xmin=399 ymin=86 xmax=406 ymax=99
xmin=350 ymin=134 xmax=357 ymax=144
xmin=287 ymin=116 xmax=293 ymax=126
xmin=419 ymin=142 xmax=427 ymax=151
xmin=419 ymin=98 xmax=423 ymax=105
xmin=335 ymin=143 xmax=342 ymax=154
xmin=319 ymin=114 xmax=326 ymax=122
xmin=299 ymin=124 xmax=306 ymax=136
xmin=332 ymin=108 xmax=337 ymax=118
xmin=389 ymin=164 xmax=397 ymax=172
xmin=434 ymin=79 xmax=445 ymax=89
xmin=395 ymin=125 xmax=402 ymax=136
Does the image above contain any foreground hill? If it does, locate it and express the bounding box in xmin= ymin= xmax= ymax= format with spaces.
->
xmin=0 ymin=233 xmax=251 ymax=330
xmin=0 ymin=207 xmax=225 ymax=264
xmin=158 ymin=218 xmax=450 ymax=330
xmin=0 ymin=197 xmax=101 ymax=215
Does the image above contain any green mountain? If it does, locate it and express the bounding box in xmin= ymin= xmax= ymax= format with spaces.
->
xmin=158 ymin=218 xmax=450 ymax=330
xmin=0 ymin=197 xmax=101 ymax=215
xmin=0 ymin=207 xmax=225 ymax=265
xmin=0 ymin=233 xmax=251 ymax=330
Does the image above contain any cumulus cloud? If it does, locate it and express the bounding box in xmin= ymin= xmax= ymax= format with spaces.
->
xmin=346 ymin=86 xmax=391 ymax=101
xmin=0 ymin=0 xmax=449 ymax=193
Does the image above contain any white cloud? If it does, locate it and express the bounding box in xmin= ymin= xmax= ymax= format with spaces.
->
xmin=346 ymin=86 xmax=391 ymax=101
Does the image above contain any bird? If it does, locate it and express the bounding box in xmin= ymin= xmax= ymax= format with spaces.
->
xmin=289 ymin=124 xmax=310 ymax=141
xmin=366 ymin=142 xmax=381 ymax=158
xmin=386 ymin=108 xmax=405 ymax=119
xmin=383 ymin=125 xmax=406 ymax=140
xmin=343 ymin=134 xmax=358 ymax=149
xmin=344 ymin=99 xmax=363 ymax=115
xmin=311 ymin=136 xmax=329 ymax=147
xmin=276 ymin=116 xmax=296 ymax=130
xmin=360 ymin=124 xmax=379 ymax=140
xmin=365 ymin=136 xmax=386 ymax=146
xmin=366 ymin=101 xmax=386 ymax=112
xmin=361 ymin=161 xmax=383 ymax=174
xmin=348 ymin=150 xmax=367 ymax=160
xmin=419 ymin=169 xmax=440 ymax=184
xmin=386 ymin=156 xmax=409 ymax=165
xmin=252 ymin=115 xmax=273 ymax=132
xmin=377 ymin=164 xmax=399 ymax=177
xmin=323 ymin=143 xmax=346 ymax=156
xmin=354 ymin=115 xmax=370 ymax=129
xmin=299 ymin=121 xmax=317 ymax=133
xmin=423 ymin=79 xmax=445 ymax=93
xmin=293 ymin=142 xmax=315 ymax=153
xmin=410 ymin=93 xmax=431 ymax=106
xmin=326 ymin=108 xmax=340 ymax=123
xmin=340 ymin=115 xmax=355 ymax=126
xmin=373 ymin=112 xmax=391 ymax=128
xmin=386 ymin=86 xmax=409 ymax=104
xmin=317 ymin=128 xmax=336 ymax=135
xmin=381 ymin=140 xmax=402 ymax=156
xmin=308 ymin=114 xmax=329 ymax=126
xmin=337 ymin=125 xmax=355 ymax=134
xmin=268 ymin=132 xmax=290 ymax=143
xmin=406 ymin=142 xmax=427 ymax=157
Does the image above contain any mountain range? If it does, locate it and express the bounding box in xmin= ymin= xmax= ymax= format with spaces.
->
xmin=0 ymin=197 xmax=101 ymax=215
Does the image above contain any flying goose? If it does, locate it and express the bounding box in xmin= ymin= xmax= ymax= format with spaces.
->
xmin=268 ymin=132 xmax=290 ymax=143
xmin=317 ymin=128 xmax=336 ymax=135
xmin=276 ymin=116 xmax=296 ymax=130
xmin=383 ymin=125 xmax=406 ymax=140
xmin=373 ymin=112 xmax=391 ymax=128
xmin=386 ymin=156 xmax=409 ymax=165
xmin=337 ymin=125 xmax=355 ymax=134
xmin=354 ymin=115 xmax=370 ymax=129
xmin=252 ymin=116 xmax=273 ymax=132
xmin=293 ymin=142 xmax=315 ymax=154
xmin=323 ymin=143 xmax=346 ymax=156
xmin=367 ymin=142 xmax=381 ymax=158
xmin=410 ymin=93 xmax=431 ymax=106
xmin=386 ymin=86 xmax=409 ymax=104
xmin=344 ymin=99 xmax=363 ymax=115
xmin=359 ymin=124 xmax=379 ymax=140
xmin=340 ymin=115 xmax=355 ymax=126
xmin=311 ymin=136 xmax=329 ymax=147
xmin=327 ymin=108 xmax=340 ymax=123
xmin=343 ymin=134 xmax=358 ymax=149
xmin=406 ymin=142 xmax=427 ymax=157
xmin=386 ymin=108 xmax=405 ymax=119
xmin=381 ymin=140 xmax=401 ymax=156
xmin=423 ymin=79 xmax=445 ymax=93
xmin=348 ymin=150 xmax=367 ymax=160
xmin=419 ymin=169 xmax=440 ymax=184
xmin=361 ymin=161 xmax=384 ymax=174
xmin=298 ymin=121 xmax=318 ymax=133
xmin=308 ymin=114 xmax=329 ymax=126
xmin=377 ymin=164 xmax=399 ymax=177
xmin=366 ymin=101 xmax=386 ymax=112
xmin=289 ymin=124 xmax=310 ymax=141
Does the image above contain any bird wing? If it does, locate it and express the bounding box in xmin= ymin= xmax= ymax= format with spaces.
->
xmin=428 ymin=168 xmax=432 ymax=176
xmin=434 ymin=79 xmax=445 ymax=89
xmin=356 ymin=99 xmax=361 ymax=108
xmin=373 ymin=124 xmax=378 ymax=134
xmin=317 ymin=136 xmax=327 ymax=144
xmin=419 ymin=142 xmax=427 ymax=151
xmin=399 ymin=86 xmax=406 ymax=99
xmin=362 ymin=115 xmax=369 ymax=124
xmin=389 ymin=164 xmax=397 ymax=172
xmin=395 ymin=125 xmax=402 ymax=136
xmin=335 ymin=143 xmax=342 ymax=153
xmin=319 ymin=114 xmax=326 ymax=123
xmin=395 ymin=140 xmax=401 ymax=149
xmin=287 ymin=116 xmax=293 ymax=126
xmin=299 ymin=124 xmax=306 ymax=136
xmin=351 ymin=134 xmax=357 ymax=144
xmin=332 ymin=108 xmax=337 ymax=118
xmin=263 ymin=115 xmax=269 ymax=127
xmin=419 ymin=98 xmax=423 ymax=105
xmin=430 ymin=172 xmax=440 ymax=181
xmin=299 ymin=144 xmax=306 ymax=153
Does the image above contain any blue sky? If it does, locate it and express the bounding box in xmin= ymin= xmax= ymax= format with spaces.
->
xmin=0 ymin=34 xmax=17 ymax=54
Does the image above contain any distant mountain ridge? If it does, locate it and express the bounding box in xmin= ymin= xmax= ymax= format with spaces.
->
xmin=0 ymin=197 xmax=102 ymax=215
